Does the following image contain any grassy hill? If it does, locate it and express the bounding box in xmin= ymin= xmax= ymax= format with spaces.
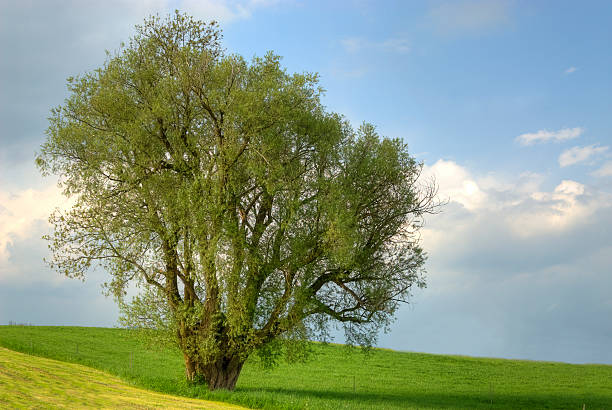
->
xmin=0 ymin=326 xmax=610 ymax=409
xmin=0 ymin=346 xmax=245 ymax=409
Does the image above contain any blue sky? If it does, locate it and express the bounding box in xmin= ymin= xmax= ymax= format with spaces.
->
xmin=1 ymin=0 xmax=611 ymax=364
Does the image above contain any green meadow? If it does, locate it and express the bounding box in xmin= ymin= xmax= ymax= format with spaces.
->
xmin=0 ymin=326 xmax=610 ymax=409
xmin=0 ymin=346 xmax=245 ymax=409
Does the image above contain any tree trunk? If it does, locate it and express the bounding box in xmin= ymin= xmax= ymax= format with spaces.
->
xmin=183 ymin=353 xmax=198 ymax=382
xmin=202 ymin=355 xmax=245 ymax=390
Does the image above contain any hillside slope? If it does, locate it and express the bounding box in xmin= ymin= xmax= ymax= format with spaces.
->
xmin=1 ymin=326 xmax=611 ymax=409
xmin=0 ymin=347 xmax=246 ymax=409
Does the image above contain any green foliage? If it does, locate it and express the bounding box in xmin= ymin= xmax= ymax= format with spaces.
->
xmin=36 ymin=11 xmax=439 ymax=387
xmin=2 ymin=326 xmax=612 ymax=409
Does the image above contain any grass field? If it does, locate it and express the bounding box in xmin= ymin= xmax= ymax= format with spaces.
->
xmin=0 ymin=346 xmax=245 ymax=409
xmin=0 ymin=326 xmax=611 ymax=409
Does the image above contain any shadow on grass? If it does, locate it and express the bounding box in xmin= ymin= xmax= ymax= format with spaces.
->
xmin=238 ymin=386 xmax=608 ymax=409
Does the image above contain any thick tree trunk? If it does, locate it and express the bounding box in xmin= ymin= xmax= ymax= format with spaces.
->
xmin=183 ymin=351 xmax=244 ymax=390
xmin=202 ymin=356 xmax=245 ymax=390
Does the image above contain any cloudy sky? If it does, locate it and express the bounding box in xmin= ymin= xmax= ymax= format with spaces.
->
xmin=1 ymin=0 xmax=611 ymax=364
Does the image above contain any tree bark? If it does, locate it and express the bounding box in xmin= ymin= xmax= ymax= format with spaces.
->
xmin=183 ymin=353 xmax=198 ymax=382
xmin=202 ymin=355 xmax=245 ymax=390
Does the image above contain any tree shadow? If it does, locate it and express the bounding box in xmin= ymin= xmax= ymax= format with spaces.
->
xmin=238 ymin=386 xmax=611 ymax=409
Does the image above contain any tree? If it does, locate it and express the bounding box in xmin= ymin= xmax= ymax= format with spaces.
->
xmin=37 ymin=12 xmax=438 ymax=390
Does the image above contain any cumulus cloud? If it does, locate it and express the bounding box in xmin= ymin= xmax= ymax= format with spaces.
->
xmin=422 ymin=160 xmax=487 ymax=211
xmin=422 ymin=160 xmax=610 ymax=241
xmin=0 ymin=222 xmax=119 ymax=325
xmin=553 ymin=179 xmax=584 ymax=196
xmin=0 ymin=181 xmax=123 ymax=326
xmin=428 ymin=0 xmax=511 ymax=35
xmin=0 ymin=185 xmax=70 ymax=265
xmin=387 ymin=159 xmax=612 ymax=363
xmin=420 ymin=160 xmax=612 ymax=273
xmin=558 ymin=144 xmax=609 ymax=167
xmin=515 ymin=127 xmax=583 ymax=146
xmin=526 ymin=179 xmax=602 ymax=234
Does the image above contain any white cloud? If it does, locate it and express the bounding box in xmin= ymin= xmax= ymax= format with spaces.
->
xmin=565 ymin=66 xmax=577 ymax=74
xmin=0 ymin=185 xmax=69 ymax=264
xmin=340 ymin=35 xmax=411 ymax=54
xmin=516 ymin=127 xmax=583 ymax=146
xmin=405 ymin=159 xmax=612 ymax=364
xmin=423 ymin=160 xmax=487 ymax=211
xmin=511 ymin=177 xmax=602 ymax=236
xmin=531 ymin=180 xmax=596 ymax=233
xmin=593 ymin=161 xmax=612 ymax=177
xmin=553 ymin=179 xmax=585 ymax=196
xmin=422 ymin=160 xmax=610 ymax=242
xmin=558 ymin=144 xmax=609 ymax=167
xmin=428 ymin=0 xmax=511 ymax=34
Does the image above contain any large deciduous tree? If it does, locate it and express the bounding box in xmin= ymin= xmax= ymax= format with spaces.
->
xmin=37 ymin=12 xmax=438 ymax=390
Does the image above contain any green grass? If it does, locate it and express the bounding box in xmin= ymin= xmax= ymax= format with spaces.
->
xmin=1 ymin=326 xmax=611 ymax=409
xmin=0 ymin=347 xmax=246 ymax=409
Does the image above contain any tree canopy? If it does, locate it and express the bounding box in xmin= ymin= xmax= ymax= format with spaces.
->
xmin=37 ymin=12 xmax=439 ymax=390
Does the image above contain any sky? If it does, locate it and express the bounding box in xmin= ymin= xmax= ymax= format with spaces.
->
xmin=1 ymin=0 xmax=611 ymax=364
